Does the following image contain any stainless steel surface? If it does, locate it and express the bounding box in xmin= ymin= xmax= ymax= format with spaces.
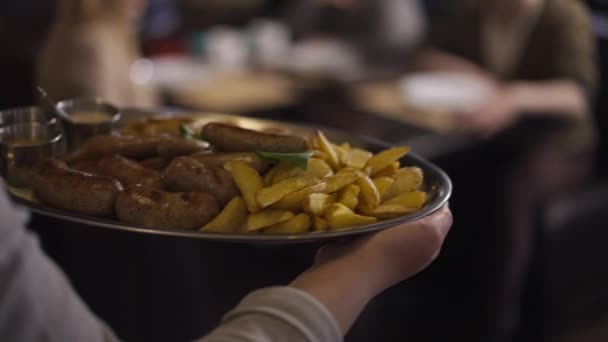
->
xmin=56 ymin=97 xmax=121 ymax=150
xmin=0 ymin=106 xmax=56 ymax=127
xmin=35 ymin=86 xmax=68 ymax=119
xmin=0 ymin=122 xmax=65 ymax=187
xmin=6 ymin=112 xmax=452 ymax=244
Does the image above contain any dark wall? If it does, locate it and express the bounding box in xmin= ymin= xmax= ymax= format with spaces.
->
xmin=0 ymin=2 xmax=56 ymax=109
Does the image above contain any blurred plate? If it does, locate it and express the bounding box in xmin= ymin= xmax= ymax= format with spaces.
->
xmin=6 ymin=112 xmax=451 ymax=244
xmin=145 ymin=57 xmax=299 ymax=112
xmin=279 ymin=39 xmax=365 ymax=83
xmin=399 ymin=72 xmax=491 ymax=113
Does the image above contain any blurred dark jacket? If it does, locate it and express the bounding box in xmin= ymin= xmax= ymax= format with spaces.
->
xmin=428 ymin=0 xmax=597 ymax=94
xmin=427 ymin=0 xmax=598 ymax=151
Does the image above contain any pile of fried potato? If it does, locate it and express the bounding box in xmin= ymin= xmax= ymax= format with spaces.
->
xmin=202 ymin=131 xmax=427 ymax=234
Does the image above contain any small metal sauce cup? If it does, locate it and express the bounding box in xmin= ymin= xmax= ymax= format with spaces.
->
xmin=0 ymin=121 xmax=66 ymax=187
xmin=56 ymin=98 xmax=121 ymax=150
xmin=0 ymin=106 xmax=56 ymax=127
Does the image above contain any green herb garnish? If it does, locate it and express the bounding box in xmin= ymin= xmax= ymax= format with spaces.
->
xmin=256 ymin=151 xmax=314 ymax=170
xmin=179 ymin=124 xmax=195 ymax=139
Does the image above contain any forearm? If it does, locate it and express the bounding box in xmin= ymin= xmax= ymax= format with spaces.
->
xmin=507 ymin=80 xmax=589 ymax=120
xmin=290 ymin=253 xmax=386 ymax=334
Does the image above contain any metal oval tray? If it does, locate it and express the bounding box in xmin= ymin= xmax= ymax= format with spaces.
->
xmin=6 ymin=112 xmax=452 ymax=244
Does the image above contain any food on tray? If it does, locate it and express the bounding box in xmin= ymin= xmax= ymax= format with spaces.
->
xmin=139 ymin=157 xmax=172 ymax=171
xmin=29 ymin=118 xmax=429 ymax=233
xmin=97 ymin=155 xmax=163 ymax=188
xmin=115 ymin=185 xmax=220 ymax=230
xmin=31 ymin=159 xmax=123 ymax=218
xmin=163 ymin=156 xmax=238 ymax=206
xmin=189 ymin=152 xmax=270 ymax=173
xmin=201 ymin=122 xmax=309 ymax=153
xmin=64 ymin=135 xmax=164 ymax=162
xmin=122 ymin=117 xmax=195 ymax=137
xmin=64 ymin=135 xmax=208 ymax=163
xmin=201 ymin=197 xmax=248 ymax=233
xmin=156 ymin=139 xmax=209 ymax=158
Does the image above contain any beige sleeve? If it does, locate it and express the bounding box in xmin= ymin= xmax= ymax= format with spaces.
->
xmin=198 ymin=287 xmax=342 ymax=342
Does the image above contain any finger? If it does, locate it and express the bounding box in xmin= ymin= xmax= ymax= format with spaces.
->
xmin=427 ymin=208 xmax=452 ymax=260
xmin=424 ymin=205 xmax=453 ymax=238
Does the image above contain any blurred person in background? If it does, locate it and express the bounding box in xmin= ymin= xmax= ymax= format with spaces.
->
xmin=413 ymin=0 xmax=598 ymax=340
xmin=418 ymin=0 xmax=595 ymax=138
xmin=284 ymin=0 xmax=426 ymax=74
xmin=37 ymin=0 xmax=158 ymax=107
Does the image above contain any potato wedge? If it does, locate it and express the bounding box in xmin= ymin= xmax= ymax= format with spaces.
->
xmin=315 ymin=131 xmax=340 ymax=170
xmin=303 ymin=193 xmax=337 ymax=216
xmin=312 ymin=150 xmax=329 ymax=161
xmin=383 ymin=191 xmax=427 ymax=209
xmin=270 ymin=182 xmax=327 ymax=210
xmin=307 ymin=158 xmax=334 ymax=179
xmin=265 ymin=213 xmax=311 ymax=234
xmin=357 ymin=175 xmax=381 ymax=209
xmin=310 ymin=134 xmax=320 ymax=150
xmin=383 ymin=167 xmax=424 ymax=200
xmin=373 ymin=177 xmax=394 ymax=198
xmin=226 ymin=161 xmax=264 ymax=213
xmin=265 ymin=163 xmax=302 ymax=185
xmin=324 ymin=203 xmax=377 ymax=230
xmin=312 ymin=216 xmax=329 ymax=231
xmin=257 ymin=176 xmax=320 ymax=208
xmin=359 ymin=204 xmax=419 ymax=219
xmin=374 ymin=162 xmax=400 ymax=178
xmin=323 ymin=171 xmax=360 ymax=193
xmin=265 ymin=158 xmax=332 ymax=186
xmin=333 ymin=144 xmax=347 ymax=163
xmin=201 ymin=197 xmax=248 ymax=232
xmin=263 ymin=163 xmax=281 ymax=185
xmin=340 ymin=148 xmax=373 ymax=170
xmin=247 ymin=209 xmax=294 ymax=231
xmin=367 ymin=147 xmax=410 ymax=175
xmin=337 ymin=184 xmax=360 ymax=210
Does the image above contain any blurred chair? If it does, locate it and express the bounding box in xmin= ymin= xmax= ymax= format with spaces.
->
xmin=535 ymin=182 xmax=608 ymax=342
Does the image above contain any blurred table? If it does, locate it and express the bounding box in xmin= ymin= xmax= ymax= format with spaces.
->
xmin=158 ymin=67 xmax=478 ymax=160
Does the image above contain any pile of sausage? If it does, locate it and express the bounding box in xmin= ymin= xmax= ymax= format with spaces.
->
xmin=31 ymin=122 xmax=309 ymax=230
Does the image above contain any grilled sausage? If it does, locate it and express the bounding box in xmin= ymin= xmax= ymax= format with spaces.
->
xmin=156 ymin=138 xmax=209 ymax=158
xmin=70 ymin=160 xmax=101 ymax=175
xmin=31 ymin=159 xmax=123 ymax=217
xmin=64 ymin=135 xmax=169 ymax=163
xmin=140 ymin=157 xmax=171 ymax=171
xmin=163 ymin=156 xmax=238 ymax=206
xmin=200 ymin=122 xmax=309 ymax=153
xmin=97 ymin=155 xmax=162 ymax=188
xmin=115 ymin=185 xmax=220 ymax=230
xmin=189 ymin=152 xmax=270 ymax=173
